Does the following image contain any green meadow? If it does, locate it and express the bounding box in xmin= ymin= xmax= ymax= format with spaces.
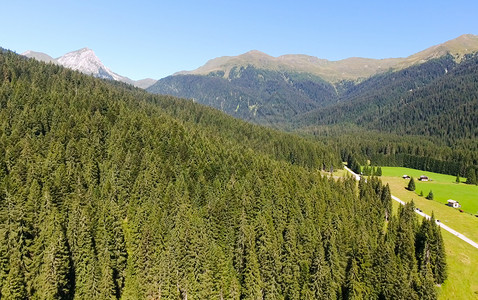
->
xmin=349 ymin=166 xmax=478 ymax=299
xmin=381 ymin=167 xmax=478 ymax=215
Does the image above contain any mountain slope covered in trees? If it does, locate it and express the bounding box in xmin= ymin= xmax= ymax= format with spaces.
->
xmin=0 ymin=50 xmax=445 ymax=299
xmin=148 ymin=35 xmax=478 ymax=128
xmin=296 ymin=53 xmax=478 ymax=178
xmin=298 ymin=53 xmax=478 ymax=144
xmin=148 ymin=65 xmax=339 ymax=125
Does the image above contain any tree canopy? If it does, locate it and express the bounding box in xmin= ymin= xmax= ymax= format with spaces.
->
xmin=0 ymin=49 xmax=445 ymax=299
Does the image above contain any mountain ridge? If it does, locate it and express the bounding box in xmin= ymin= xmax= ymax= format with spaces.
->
xmin=148 ymin=34 xmax=478 ymax=127
xmin=22 ymin=48 xmax=157 ymax=89
xmin=175 ymin=34 xmax=478 ymax=83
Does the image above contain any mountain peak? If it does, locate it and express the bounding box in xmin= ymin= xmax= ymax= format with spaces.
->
xmin=456 ymin=33 xmax=478 ymax=40
xmin=396 ymin=34 xmax=478 ymax=68
xmin=242 ymin=50 xmax=270 ymax=57
xmin=22 ymin=47 xmax=156 ymax=88
xmin=22 ymin=50 xmax=57 ymax=64
xmin=57 ymin=48 xmax=109 ymax=77
xmin=77 ymin=47 xmax=94 ymax=53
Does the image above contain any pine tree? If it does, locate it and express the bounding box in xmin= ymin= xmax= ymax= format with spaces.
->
xmin=430 ymin=214 xmax=447 ymax=284
xmin=309 ymin=240 xmax=332 ymax=299
xmin=455 ymin=174 xmax=460 ymax=183
xmin=1 ymin=249 xmax=27 ymax=300
xmin=376 ymin=166 xmax=382 ymax=176
xmin=426 ymin=190 xmax=434 ymax=200
xmin=395 ymin=202 xmax=418 ymax=273
xmin=242 ymin=224 xmax=264 ymax=300
xmin=381 ymin=184 xmax=392 ymax=221
xmin=407 ymin=177 xmax=416 ymax=191
xmin=362 ymin=165 xmax=369 ymax=176
xmin=416 ymin=244 xmax=437 ymax=300
xmin=34 ymin=207 xmax=72 ymax=300
xmin=281 ymin=222 xmax=301 ymax=300
xmin=343 ymin=257 xmax=365 ymax=299
xmin=465 ymin=167 xmax=477 ymax=185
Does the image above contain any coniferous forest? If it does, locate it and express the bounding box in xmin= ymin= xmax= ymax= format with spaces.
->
xmin=0 ymin=50 xmax=446 ymax=299
xmin=151 ymin=53 xmax=478 ymax=179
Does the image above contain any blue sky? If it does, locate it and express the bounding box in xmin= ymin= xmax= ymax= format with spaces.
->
xmin=2 ymin=0 xmax=477 ymax=80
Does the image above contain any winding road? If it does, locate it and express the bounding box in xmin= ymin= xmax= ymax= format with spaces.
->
xmin=343 ymin=166 xmax=478 ymax=250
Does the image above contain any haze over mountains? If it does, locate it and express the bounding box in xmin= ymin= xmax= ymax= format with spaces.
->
xmin=22 ymin=48 xmax=157 ymax=89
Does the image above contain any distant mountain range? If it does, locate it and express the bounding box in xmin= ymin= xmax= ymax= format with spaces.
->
xmin=22 ymin=48 xmax=157 ymax=89
xmin=175 ymin=34 xmax=478 ymax=83
xmin=147 ymin=34 xmax=478 ymax=126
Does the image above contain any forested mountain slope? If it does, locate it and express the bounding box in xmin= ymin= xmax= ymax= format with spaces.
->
xmin=149 ymin=35 xmax=478 ymax=127
xmin=295 ymin=53 xmax=478 ymax=177
xmin=148 ymin=65 xmax=339 ymax=125
xmin=298 ymin=53 xmax=478 ymax=144
xmin=0 ymin=50 xmax=445 ymax=299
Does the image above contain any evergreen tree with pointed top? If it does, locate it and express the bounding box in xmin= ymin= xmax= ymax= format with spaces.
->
xmin=407 ymin=177 xmax=416 ymax=191
xmin=381 ymin=184 xmax=392 ymax=221
xmin=465 ymin=167 xmax=477 ymax=185
xmin=426 ymin=190 xmax=434 ymax=200
xmin=416 ymin=243 xmax=437 ymax=300
xmin=430 ymin=214 xmax=447 ymax=284
xmin=1 ymin=247 xmax=27 ymax=300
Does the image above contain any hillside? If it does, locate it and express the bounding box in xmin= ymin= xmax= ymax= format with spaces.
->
xmin=149 ymin=34 xmax=478 ymax=125
xmin=149 ymin=66 xmax=339 ymax=125
xmin=0 ymin=50 xmax=444 ymax=299
xmin=295 ymin=53 xmax=478 ymax=177
xmin=174 ymin=50 xmax=402 ymax=83
xmin=298 ymin=53 xmax=478 ymax=144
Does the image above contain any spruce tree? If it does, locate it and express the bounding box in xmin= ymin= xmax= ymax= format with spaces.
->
xmin=465 ymin=168 xmax=477 ymax=185
xmin=416 ymin=245 xmax=438 ymax=300
xmin=426 ymin=190 xmax=434 ymax=200
xmin=407 ymin=177 xmax=416 ymax=191
xmin=381 ymin=184 xmax=392 ymax=221
xmin=430 ymin=214 xmax=447 ymax=284
xmin=1 ymin=249 xmax=27 ymax=300
xmin=34 ymin=208 xmax=72 ymax=300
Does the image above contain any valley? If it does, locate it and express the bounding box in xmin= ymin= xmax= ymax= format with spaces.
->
xmin=1 ymin=32 xmax=478 ymax=300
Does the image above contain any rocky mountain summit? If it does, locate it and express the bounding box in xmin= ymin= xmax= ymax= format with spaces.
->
xmin=22 ymin=48 xmax=156 ymax=88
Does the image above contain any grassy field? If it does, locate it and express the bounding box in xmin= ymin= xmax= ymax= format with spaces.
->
xmin=438 ymin=230 xmax=478 ymax=299
xmin=379 ymin=167 xmax=478 ymax=299
xmin=338 ymin=166 xmax=478 ymax=299
xmin=381 ymin=167 xmax=478 ymax=215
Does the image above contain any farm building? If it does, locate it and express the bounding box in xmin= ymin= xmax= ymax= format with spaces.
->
xmin=402 ymin=175 xmax=410 ymax=179
xmin=419 ymin=175 xmax=429 ymax=181
xmin=447 ymin=199 xmax=461 ymax=208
